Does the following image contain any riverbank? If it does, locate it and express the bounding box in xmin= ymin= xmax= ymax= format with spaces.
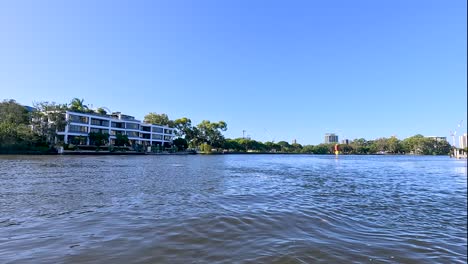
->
xmin=0 ymin=151 xmax=451 ymax=156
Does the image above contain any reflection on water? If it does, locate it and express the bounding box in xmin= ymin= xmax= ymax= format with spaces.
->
xmin=0 ymin=155 xmax=466 ymax=263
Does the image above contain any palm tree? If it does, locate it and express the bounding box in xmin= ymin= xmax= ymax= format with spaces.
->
xmin=69 ymin=98 xmax=88 ymax=112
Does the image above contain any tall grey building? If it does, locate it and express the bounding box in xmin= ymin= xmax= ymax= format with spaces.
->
xmin=324 ymin=133 xmax=338 ymax=144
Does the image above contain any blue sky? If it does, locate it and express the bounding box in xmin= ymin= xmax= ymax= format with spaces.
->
xmin=0 ymin=0 xmax=466 ymax=144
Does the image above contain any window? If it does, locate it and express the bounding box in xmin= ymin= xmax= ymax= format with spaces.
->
xmin=126 ymin=131 xmax=139 ymax=137
xmin=164 ymin=135 xmax=172 ymax=141
xmin=69 ymin=125 xmax=88 ymax=133
xmin=110 ymin=130 xmax=124 ymax=136
xmin=126 ymin=123 xmax=139 ymax=130
xmin=90 ymin=128 xmax=108 ymax=134
xmin=91 ymin=118 xmax=109 ymax=127
xmin=111 ymin=122 xmax=124 ymax=128
xmin=69 ymin=115 xmax=88 ymax=124
xmin=140 ymin=133 xmax=151 ymax=139
xmin=152 ymin=127 xmax=163 ymax=133
xmin=141 ymin=126 xmax=151 ymax=132
xmin=152 ymin=134 xmax=162 ymax=140
xmin=164 ymin=129 xmax=172 ymax=134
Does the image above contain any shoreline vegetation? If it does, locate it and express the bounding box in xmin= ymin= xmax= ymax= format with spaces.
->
xmin=1 ymin=98 xmax=461 ymax=156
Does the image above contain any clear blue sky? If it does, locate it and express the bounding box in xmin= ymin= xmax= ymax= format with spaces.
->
xmin=0 ymin=0 xmax=466 ymax=144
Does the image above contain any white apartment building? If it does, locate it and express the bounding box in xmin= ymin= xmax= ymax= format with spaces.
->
xmin=57 ymin=111 xmax=175 ymax=147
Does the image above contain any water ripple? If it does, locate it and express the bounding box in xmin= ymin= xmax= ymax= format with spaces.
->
xmin=0 ymin=154 xmax=466 ymax=263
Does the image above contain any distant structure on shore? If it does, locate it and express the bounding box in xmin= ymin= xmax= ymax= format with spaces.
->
xmin=58 ymin=111 xmax=175 ymax=147
xmin=426 ymin=136 xmax=447 ymax=142
xmin=324 ymin=133 xmax=338 ymax=144
xmin=341 ymin=139 xmax=349 ymax=145
xmin=460 ymin=133 xmax=468 ymax=149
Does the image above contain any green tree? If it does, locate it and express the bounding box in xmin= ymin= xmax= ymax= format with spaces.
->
xmin=301 ymin=145 xmax=315 ymax=153
xmin=0 ymin=100 xmax=49 ymax=152
xmin=200 ymin=143 xmax=213 ymax=153
xmin=114 ymin=134 xmax=129 ymax=146
xmin=31 ymin=101 xmax=69 ymax=145
xmin=195 ymin=120 xmax=227 ymax=149
xmin=144 ymin=112 xmax=173 ymax=126
xmin=69 ymin=98 xmax=89 ymax=112
xmin=173 ymin=137 xmax=188 ymax=151
xmin=96 ymin=107 xmax=107 ymax=115
xmin=387 ymin=136 xmax=402 ymax=154
xmin=277 ymin=141 xmax=291 ymax=152
xmin=350 ymin=138 xmax=371 ymax=154
xmin=89 ymin=132 xmax=109 ymax=147
xmin=174 ymin=117 xmax=192 ymax=138
xmin=0 ymin=99 xmax=30 ymax=125
xmin=402 ymin=134 xmax=425 ymax=154
xmin=339 ymin=144 xmax=353 ymax=154
xmin=223 ymin=139 xmax=243 ymax=151
xmin=431 ymin=139 xmax=451 ymax=155
xmin=313 ymin=144 xmax=330 ymax=154
xmin=291 ymin=143 xmax=303 ymax=153
xmin=264 ymin=141 xmax=281 ymax=152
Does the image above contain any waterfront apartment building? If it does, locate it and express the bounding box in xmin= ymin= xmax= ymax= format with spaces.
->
xmin=57 ymin=111 xmax=175 ymax=147
xmin=324 ymin=133 xmax=339 ymax=144
xmin=460 ymin=133 xmax=468 ymax=149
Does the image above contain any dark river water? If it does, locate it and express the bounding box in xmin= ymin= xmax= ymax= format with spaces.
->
xmin=0 ymin=155 xmax=466 ymax=263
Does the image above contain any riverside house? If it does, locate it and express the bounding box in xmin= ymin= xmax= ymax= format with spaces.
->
xmin=57 ymin=111 xmax=175 ymax=148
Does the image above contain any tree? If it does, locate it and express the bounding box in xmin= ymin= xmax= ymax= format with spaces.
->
xmin=195 ymin=120 xmax=228 ymax=149
xmin=387 ymin=136 xmax=402 ymax=154
xmin=173 ymin=137 xmax=188 ymax=151
xmin=0 ymin=99 xmax=30 ymax=125
xmin=277 ymin=141 xmax=291 ymax=152
xmin=96 ymin=107 xmax=107 ymax=115
xmin=0 ymin=101 xmax=48 ymax=152
xmin=339 ymin=144 xmax=353 ymax=154
xmin=432 ymin=139 xmax=451 ymax=155
xmin=114 ymin=134 xmax=129 ymax=146
xmin=264 ymin=141 xmax=281 ymax=152
xmin=402 ymin=134 xmax=425 ymax=154
xmin=144 ymin=112 xmax=173 ymax=126
xmin=223 ymin=139 xmax=243 ymax=151
xmin=89 ymin=132 xmax=109 ymax=147
xmin=174 ymin=117 xmax=192 ymax=138
xmin=301 ymin=145 xmax=315 ymax=153
xmin=350 ymin=138 xmax=371 ymax=154
xmin=30 ymin=101 xmax=69 ymax=145
xmin=291 ymin=143 xmax=303 ymax=153
xmin=313 ymin=144 xmax=330 ymax=154
xmin=69 ymin=98 xmax=89 ymax=112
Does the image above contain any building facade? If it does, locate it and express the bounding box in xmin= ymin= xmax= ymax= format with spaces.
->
xmin=426 ymin=136 xmax=447 ymax=142
xmin=324 ymin=133 xmax=338 ymax=144
xmin=57 ymin=111 xmax=175 ymax=147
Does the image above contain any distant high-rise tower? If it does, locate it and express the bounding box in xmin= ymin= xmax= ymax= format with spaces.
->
xmin=292 ymin=139 xmax=297 ymax=144
xmin=324 ymin=133 xmax=338 ymax=144
xmin=459 ymin=133 xmax=468 ymax=149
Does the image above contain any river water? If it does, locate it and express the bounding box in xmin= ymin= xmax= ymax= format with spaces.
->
xmin=0 ymin=155 xmax=466 ymax=263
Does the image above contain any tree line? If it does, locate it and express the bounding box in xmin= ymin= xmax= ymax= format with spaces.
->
xmin=0 ymin=98 xmax=454 ymax=155
xmin=148 ymin=111 xmax=453 ymax=155
xmin=213 ymin=135 xmax=452 ymax=155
